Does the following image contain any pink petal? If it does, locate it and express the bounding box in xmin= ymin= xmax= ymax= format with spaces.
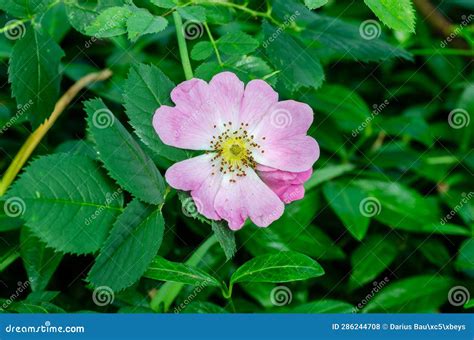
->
xmin=251 ymin=100 xmax=319 ymax=172
xmin=165 ymin=154 xmax=222 ymax=220
xmin=214 ymin=170 xmax=284 ymax=230
xmin=239 ymin=79 xmax=278 ymax=127
xmin=209 ymin=72 xmax=244 ymax=125
xmin=153 ymin=79 xmax=217 ymax=150
xmin=257 ymin=166 xmax=312 ymax=204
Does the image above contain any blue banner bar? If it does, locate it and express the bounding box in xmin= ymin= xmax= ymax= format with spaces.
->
xmin=0 ymin=314 xmax=472 ymax=339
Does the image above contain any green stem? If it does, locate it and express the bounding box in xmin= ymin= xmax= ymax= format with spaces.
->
xmin=150 ymin=235 xmax=218 ymax=312
xmin=173 ymin=12 xmax=194 ymax=80
xmin=204 ymin=23 xmax=223 ymax=66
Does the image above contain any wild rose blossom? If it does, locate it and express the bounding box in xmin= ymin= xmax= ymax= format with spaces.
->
xmin=153 ymin=72 xmax=319 ymax=230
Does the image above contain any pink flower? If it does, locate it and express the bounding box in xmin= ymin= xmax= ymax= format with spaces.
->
xmin=153 ymin=72 xmax=319 ymax=230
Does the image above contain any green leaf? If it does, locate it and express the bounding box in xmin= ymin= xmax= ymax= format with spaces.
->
xmin=465 ymin=299 xmax=474 ymax=309
xmin=0 ymin=208 xmax=23 ymax=232
xmin=263 ymin=22 xmax=324 ymax=91
xmin=292 ymin=299 xmax=353 ymax=313
xmin=0 ymin=0 xmax=54 ymax=18
xmin=230 ymin=252 xmax=324 ymax=284
xmin=364 ymin=0 xmax=416 ymax=33
xmin=304 ymin=0 xmax=328 ymax=10
xmin=305 ymin=164 xmax=355 ymax=191
xmin=20 ymin=227 xmax=62 ymax=291
xmin=88 ymin=199 xmax=164 ymax=291
xmin=322 ymin=181 xmax=370 ymax=240
xmin=126 ymin=9 xmax=167 ymax=41
xmin=455 ymin=239 xmax=474 ymax=272
xmin=85 ymin=6 xmax=132 ymax=38
xmin=191 ymin=41 xmax=214 ymax=60
xmin=65 ymin=0 xmax=99 ymax=34
xmin=349 ymin=235 xmax=398 ymax=289
xmin=85 ymin=98 xmax=165 ymax=205
xmin=177 ymin=6 xmax=206 ymax=22
xmin=143 ymin=256 xmax=221 ymax=287
xmin=123 ymin=63 xmax=187 ymax=162
xmin=9 ymin=27 xmax=64 ymax=127
xmin=151 ymin=0 xmax=177 ymax=9
xmin=211 ymin=221 xmax=236 ymax=261
xmin=419 ymin=239 xmax=451 ymax=267
xmin=217 ymin=31 xmax=259 ymax=55
xmin=181 ymin=301 xmax=228 ymax=313
xmin=364 ymin=275 xmax=452 ymax=313
xmin=9 ymin=153 xmax=124 ymax=254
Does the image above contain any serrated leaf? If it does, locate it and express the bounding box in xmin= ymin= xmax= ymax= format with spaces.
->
xmin=20 ymin=227 xmax=63 ymax=291
xmin=177 ymin=6 xmax=206 ymax=22
xmin=85 ymin=6 xmax=132 ymax=38
xmin=304 ymin=0 xmax=328 ymax=10
xmin=364 ymin=0 xmax=416 ymax=33
xmin=8 ymin=153 xmax=124 ymax=254
xmin=322 ymin=181 xmax=370 ymax=240
xmin=0 ymin=0 xmax=54 ymax=18
xmin=349 ymin=235 xmax=398 ymax=289
xmin=126 ymin=9 xmax=167 ymax=41
xmin=65 ymin=0 xmax=99 ymax=34
xmin=151 ymin=0 xmax=177 ymax=9
xmin=230 ymin=252 xmax=324 ymax=284
xmin=123 ymin=63 xmax=187 ymax=162
xmin=85 ymin=98 xmax=165 ymax=205
xmin=88 ymin=199 xmax=164 ymax=291
xmin=191 ymin=41 xmax=213 ymax=61
xmin=263 ymin=22 xmax=324 ymax=92
xmin=211 ymin=221 xmax=236 ymax=261
xmin=143 ymin=256 xmax=221 ymax=287
xmin=364 ymin=275 xmax=452 ymax=313
xmin=9 ymin=27 xmax=64 ymax=127
xmin=217 ymin=31 xmax=259 ymax=55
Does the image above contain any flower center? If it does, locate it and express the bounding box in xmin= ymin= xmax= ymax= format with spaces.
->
xmin=209 ymin=122 xmax=265 ymax=180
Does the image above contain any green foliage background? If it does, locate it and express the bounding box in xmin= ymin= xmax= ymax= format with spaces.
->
xmin=0 ymin=0 xmax=473 ymax=314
